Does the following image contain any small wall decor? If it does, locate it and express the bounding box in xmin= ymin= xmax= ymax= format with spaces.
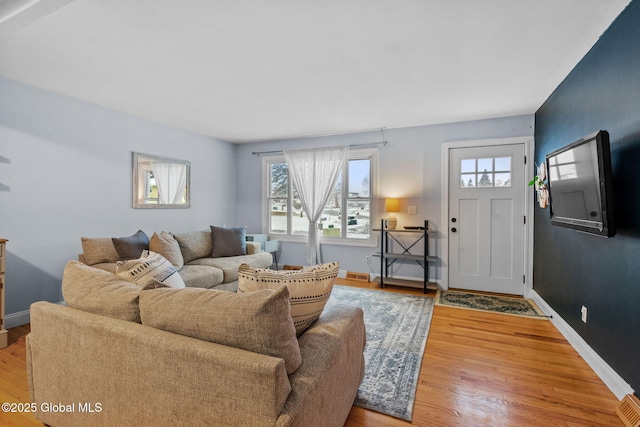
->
xmin=528 ymin=162 xmax=549 ymax=208
xmin=133 ymin=152 xmax=190 ymax=208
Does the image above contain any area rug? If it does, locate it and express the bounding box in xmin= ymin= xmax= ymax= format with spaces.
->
xmin=326 ymin=285 xmax=434 ymax=421
xmin=436 ymin=289 xmax=546 ymax=318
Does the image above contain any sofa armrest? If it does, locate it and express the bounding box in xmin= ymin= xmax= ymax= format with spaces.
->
xmin=246 ymin=241 xmax=261 ymax=254
xmin=276 ymin=304 xmax=366 ymax=427
xmin=27 ymin=302 xmax=292 ymax=427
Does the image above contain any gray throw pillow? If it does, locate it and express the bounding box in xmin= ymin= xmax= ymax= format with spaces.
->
xmin=112 ymin=229 xmax=149 ymax=260
xmin=210 ymin=226 xmax=246 ymax=257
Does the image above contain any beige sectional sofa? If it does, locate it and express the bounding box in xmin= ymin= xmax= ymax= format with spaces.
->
xmin=80 ymin=228 xmax=274 ymax=290
xmin=27 ymin=261 xmax=367 ymax=427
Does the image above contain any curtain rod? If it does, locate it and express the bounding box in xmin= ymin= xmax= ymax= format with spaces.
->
xmin=251 ymin=141 xmax=387 ymax=156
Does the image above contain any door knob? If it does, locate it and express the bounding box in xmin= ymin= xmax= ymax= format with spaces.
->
xmin=451 ymin=227 xmax=457 ymax=233
xmin=451 ymin=218 xmax=457 ymax=222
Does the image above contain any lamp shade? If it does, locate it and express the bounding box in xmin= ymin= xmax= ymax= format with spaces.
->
xmin=384 ymin=198 xmax=400 ymax=212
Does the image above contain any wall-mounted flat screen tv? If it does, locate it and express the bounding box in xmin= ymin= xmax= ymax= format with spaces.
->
xmin=545 ymin=130 xmax=616 ymax=237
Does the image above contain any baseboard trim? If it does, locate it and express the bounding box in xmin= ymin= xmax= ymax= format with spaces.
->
xmin=5 ymin=309 xmax=30 ymax=329
xmin=6 ymin=300 xmax=67 ymax=328
xmin=530 ymin=290 xmax=634 ymax=400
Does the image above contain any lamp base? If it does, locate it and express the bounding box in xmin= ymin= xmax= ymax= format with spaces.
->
xmin=385 ymin=215 xmax=398 ymax=229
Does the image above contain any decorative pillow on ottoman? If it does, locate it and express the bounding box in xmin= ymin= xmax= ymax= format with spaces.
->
xmin=238 ymin=261 xmax=339 ymax=335
xmin=116 ymin=250 xmax=186 ymax=289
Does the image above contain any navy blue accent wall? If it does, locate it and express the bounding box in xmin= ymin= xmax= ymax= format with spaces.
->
xmin=535 ymin=1 xmax=640 ymax=393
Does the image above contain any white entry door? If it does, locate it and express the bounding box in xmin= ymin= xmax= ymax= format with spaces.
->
xmin=448 ymin=143 xmax=526 ymax=295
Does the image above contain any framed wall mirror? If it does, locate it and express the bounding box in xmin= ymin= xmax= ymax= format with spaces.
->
xmin=133 ymin=152 xmax=190 ymax=208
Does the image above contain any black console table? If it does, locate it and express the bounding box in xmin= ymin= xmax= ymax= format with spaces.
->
xmin=374 ymin=219 xmax=437 ymax=293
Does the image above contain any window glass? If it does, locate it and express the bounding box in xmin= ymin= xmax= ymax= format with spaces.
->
xmin=269 ymin=199 xmax=287 ymax=234
xmin=265 ymin=152 xmax=374 ymax=241
xmin=270 ymin=163 xmax=288 ymax=197
xmin=460 ymin=156 xmax=512 ymax=188
xmin=461 ymin=159 xmax=476 ymax=173
xmin=478 ymin=158 xmax=493 ymax=172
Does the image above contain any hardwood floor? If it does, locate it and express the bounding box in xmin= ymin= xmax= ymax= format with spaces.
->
xmin=343 ymin=280 xmax=623 ymax=427
xmin=0 ymin=280 xmax=623 ymax=426
xmin=0 ymin=324 xmax=43 ymax=427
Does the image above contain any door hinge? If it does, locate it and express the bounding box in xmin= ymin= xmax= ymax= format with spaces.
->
xmin=524 ymin=216 xmax=526 ymax=224
xmin=523 ymin=275 xmax=526 ymax=284
xmin=524 ymin=155 xmax=527 ymax=164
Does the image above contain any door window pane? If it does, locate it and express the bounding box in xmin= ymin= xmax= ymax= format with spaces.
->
xmin=495 ymin=173 xmax=511 ymax=187
xmin=461 ymin=159 xmax=476 ymax=173
xmin=461 ymin=174 xmax=476 ymax=187
xmin=495 ymin=157 xmax=511 ymax=171
xmin=460 ymin=156 xmax=512 ymax=188
xmin=478 ymin=158 xmax=493 ymax=172
xmin=477 ymin=172 xmax=493 ymax=187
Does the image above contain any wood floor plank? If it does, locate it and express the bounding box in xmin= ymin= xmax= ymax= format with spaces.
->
xmin=0 ymin=280 xmax=623 ymax=426
xmin=0 ymin=324 xmax=42 ymax=427
xmin=340 ymin=279 xmax=623 ymax=427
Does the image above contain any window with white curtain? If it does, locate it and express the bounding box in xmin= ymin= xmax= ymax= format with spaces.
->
xmin=264 ymin=148 xmax=377 ymax=244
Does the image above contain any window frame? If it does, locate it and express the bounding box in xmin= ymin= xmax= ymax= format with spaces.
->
xmin=261 ymin=147 xmax=379 ymax=247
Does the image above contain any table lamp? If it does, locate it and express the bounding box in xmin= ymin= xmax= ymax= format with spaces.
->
xmin=384 ymin=198 xmax=399 ymax=229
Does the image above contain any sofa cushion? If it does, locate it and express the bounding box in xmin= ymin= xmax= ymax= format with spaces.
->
xmin=149 ymin=231 xmax=184 ymax=269
xmin=80 ymin=237 xmax=120 ymax=266
xmin=116 ymin=251 xmax=186 ymax=289
xmin=62 ymin=260 xmax=141 ymax=322
xmin=188 ymin=251 xmax=273 ymax=283
xmin=139 ymin=286 xmax=302 ymax=374
xmin=210 ymin=225 xmax=246 ymax=257
xmin=177 ymin=264 xmax=224 ymax=288
xmin=238 ymin=262 xmax=339 ymax=335
xmin=112 ymin=229 xmax=150 ymax=260
xmin=173 ymin=230 xmax=212 ymax=263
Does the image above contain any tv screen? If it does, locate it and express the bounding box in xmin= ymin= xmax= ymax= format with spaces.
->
xmin=545 ymin=130 xmax=616 ymax=237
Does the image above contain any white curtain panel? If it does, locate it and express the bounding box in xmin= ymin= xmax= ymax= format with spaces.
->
xmin=284 ymin=146 xmax=348 ymax=265
xmin=150 ymin=162 xmax=187 ymax=204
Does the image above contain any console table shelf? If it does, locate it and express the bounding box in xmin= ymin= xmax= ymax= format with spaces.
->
xmin=373 ymin=220 xmax=436 ymax=294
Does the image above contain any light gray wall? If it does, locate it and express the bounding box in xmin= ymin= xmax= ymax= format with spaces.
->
xmin=236 ymin=115 xmax=535 ymax=280
xmin=0 ymin=77 xmax=237 ymax=325
xmin=0 ymin=75 xmax=535 ymax=325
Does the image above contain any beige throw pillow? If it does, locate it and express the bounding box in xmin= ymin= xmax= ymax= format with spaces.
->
xmin=116 ymin=250 xmax=186 ymax=289
xmin=80 ymin=237 xmax=119 ymax=265
xmin=149 ymin=231 xmax=184 ymax=269
xmin=238 ymin=262 xmax=339 ymax=335
xmin=173 ymin=230 xmax=212 ymax=264
xmin=139 ymin=286 xmax=302 ymax=374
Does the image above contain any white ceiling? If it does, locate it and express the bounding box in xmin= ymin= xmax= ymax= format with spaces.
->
xmin=0 ymin=0 xmax=631 ymax=143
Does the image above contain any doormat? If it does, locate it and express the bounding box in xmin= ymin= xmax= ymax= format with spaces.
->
xmin=436 ymin=289 xmax=546 ymax=318
xmin=327 ymin=285 xmax=434 ymax=421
